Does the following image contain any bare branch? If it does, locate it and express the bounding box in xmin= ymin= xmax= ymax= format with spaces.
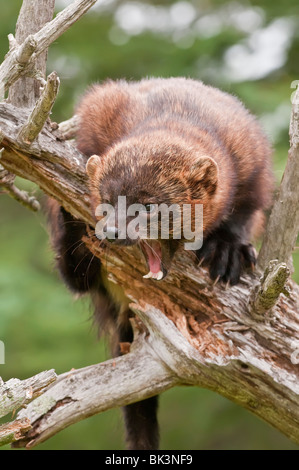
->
xmin=8 ymin=34 xmax=18 ymax=51
xmin=33 ymin=0 xmax=98 ymax=54
xmin=0 ymin=35 xmax=37 ymax=100
xmin=0 ymin=174 xmax=41 ymax=211
xmin=0 ymin=369 xmax=57 ymax=419
xmin=0 ymin=418 xmax=31 ymax=447
xmin=258 ymin=87 xmax=299 ymax=270
xmin=251 ymin=260 xmax=291 ymax=318
xmin=18 ymin=71 xmax=60 ymax=144
xmin=9 ymin=295 xmax=299 ymax=448
xmin=58 ymin=114 xmax=80 ymax=140
xmin=8 ymin=0 xmax=55 ymax=107
xmin=0 ymin=102 xmax=92 ymax=223
xmin=0 ymin=0 xmax=98 ymax=100
xmin=13 ymin=339 xmax=177 ymax=449
xmin=0 ymin=134 xmax=40 ymax=212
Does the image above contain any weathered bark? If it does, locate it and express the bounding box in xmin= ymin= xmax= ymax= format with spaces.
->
xmin=0 ymin=0 xmax=98 ymax=100
xmin=0 ymin=0 xmax=298 ymax=450
xmin=18 ymin=71 xmax=60 ymax=144
xmin=258 ymin=88 xmax=299 ymax=271
xmin=0 ymin=419 xmax=32 ymax=447
xmin=0 ymin=103 xmax=92 ymax=224
xmin=0 ymin=370 xmax=57 ymax=419
xmin=10 ymin=280 xmax=299 ymax=448
xmin=0 ymin=370 xmax=56 ymax=447
xmin=8 ymin=0 xmax=55 ymax=107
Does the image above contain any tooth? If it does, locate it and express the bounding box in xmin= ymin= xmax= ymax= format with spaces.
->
xmin=155 ymin=271 xmax=164 ymax=280
xmin=143 ymin=270 xmax=164 ymax=280
xmin=143 ymin=272 xmax=153 ymax=279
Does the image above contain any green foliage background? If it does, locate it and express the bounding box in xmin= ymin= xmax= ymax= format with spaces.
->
xmin=0 ymin=0 xmax=298 ymax=450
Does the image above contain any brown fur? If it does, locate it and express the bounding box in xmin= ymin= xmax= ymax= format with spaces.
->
xmin=48 ymin=77 xmax=274 ymax=449
xmin=79 ymin=78 xmax=273 ymax=253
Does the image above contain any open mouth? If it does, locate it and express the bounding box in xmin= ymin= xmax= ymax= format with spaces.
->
xmin=139 ymin=240 xmax=166 ymax=281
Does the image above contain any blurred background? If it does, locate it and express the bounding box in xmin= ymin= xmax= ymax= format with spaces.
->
xmin=0 ymin=0 xmax=298 ymax=450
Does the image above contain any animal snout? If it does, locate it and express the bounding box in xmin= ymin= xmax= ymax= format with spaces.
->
xmin=105 ymin=225 xmax=119 ymax=242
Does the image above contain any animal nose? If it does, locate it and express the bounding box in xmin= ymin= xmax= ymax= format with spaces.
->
xmin=105 ymin=226 xmax=119 ymax=242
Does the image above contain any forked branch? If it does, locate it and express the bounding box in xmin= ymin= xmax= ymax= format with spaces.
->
xmin=0 ymin=0 xmax=98 ymax=101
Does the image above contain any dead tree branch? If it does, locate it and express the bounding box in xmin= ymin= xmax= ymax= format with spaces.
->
xmin=0 ymin=370 xmax=56 ymax=447
xmin=6 ymin=278 xmax=299 ymax=448
xmin=0 ymin=102 xmax=92 ymax=223
xmin=8 ymin=0 xmax=56 ymax=107
xmin=0 ymin=370 xmax=57 ymax=419
xmin=58 ymin=114 xmax=80 ymax=141
xmin=0 ymin=168 xmax=40 ymax=211
xmin=0 ymin=419 xmax=32 ymax=447
xmin=258 ymin=87 xmax=299 ymax=271
xmin=18 ymin=71 xmax=60 ymax=144
xmin=251 ymin=260 xmax=291 ymax=318
xmin=0 ymin=0 xmax=98 ymax=101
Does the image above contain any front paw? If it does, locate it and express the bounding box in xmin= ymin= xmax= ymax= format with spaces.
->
xmin=196 ymin=238 xmax=256 ymax=286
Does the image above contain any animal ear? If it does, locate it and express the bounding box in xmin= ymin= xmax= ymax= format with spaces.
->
xmin=86 ymin=154 xmax=102 ymax=178
xmin=188 ymin=156 xmax=218 ymax=199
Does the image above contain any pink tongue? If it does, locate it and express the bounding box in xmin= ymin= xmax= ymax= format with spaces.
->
xmin=144 ymin=241 xmax=162 ymax=274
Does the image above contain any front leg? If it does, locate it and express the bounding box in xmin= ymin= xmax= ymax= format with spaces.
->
xmin=196 ymin=211 xmax=257 ymax=286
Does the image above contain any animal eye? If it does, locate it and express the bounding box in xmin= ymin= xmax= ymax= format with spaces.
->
xmin=102 ymin=198 xmax=112 ymax=206
xmin=144 ymin=203 xmax=156 ymax=213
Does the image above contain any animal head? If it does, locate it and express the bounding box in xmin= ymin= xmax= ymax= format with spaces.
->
xmin=86 ymin=135 xmax=219 ymax=280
